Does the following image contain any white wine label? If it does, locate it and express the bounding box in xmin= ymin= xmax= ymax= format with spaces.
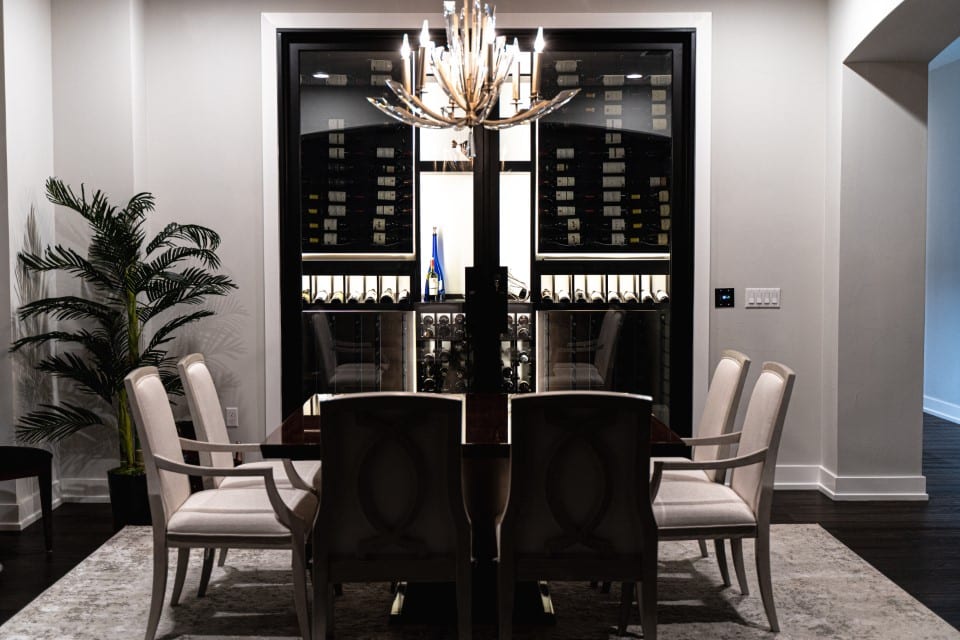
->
xmin=567 ymin=218 xmax=581 ymax=231
xmin=610 ymin=233 xmax=626 ymax=245
xmin=370 ymin=59 xmax=393 ymax=72
xmin=326 ymin=74 xmax=348 ymax=86
xmin=603 ymin=205 xmax=622 ymax=217
xmin=604 ymin=90 xmax=623 ymax=101
xmin=308 ymin=237 xmax=319 ymax=244
xmin=328 ymin=191 xmax=346 ymax=202
xmin=323 ymin=219 xmax=337 ymax=231
xmin=556 ymin=148 xmax=575 ymax=159
xmin=373 ymin=232 xmax=387 ymax=245
xmin=308 ymin=222 xmax=319 ymax=229
xmin=328 ymin=133 xmax=344 ymax=144
xmin=604 ymin=104 xmax=623 ymax=116
xmin=377 ymin=176 xmax=396 ymax=186
xmin=652 ymin=118 xmax=669 ymax=131
xmin=611 ymin=218 xmax=626 ymax=231
xmin=651 ymin=103 xmax=668 ymax=116
xmin=554 ymin=60 xmax=578 ymax=72
xmin=377 ymin=190 xmax=396 ymax=201
xmin=603 ymin=176 xmax=626 ymax=188
xmin=603 ymin=161 xmax=626 ymax=174
xmin=376 ymin=147 xmax=395 ymax=158
xmin=603 ymin=191 xmax=621 ymax=202
xmin=307 ymin=193 xmax=319 ymax=200
xmin=556 ymin=163 xmax=569 ymax=172
xmin=383 ymin=165 xmax=395 ymax=173
xmin=372 ymin=218 xmax=386 ymax=231
xmin=567 ymin=233 xmax=581 ymax=245
xmin=660 ymin=219 xmax=671 ymax=231
xmin=370 ymin=74 xmax=391 ymax=86
xmin=649 ymin=176 xmax=668 ymax=187
xmin=650 ymin=75 xmax=672 ymax=86
xmin=660 ymin=204 xmax=671 ymax=216
xmin=608 ymin=147 xmax=625 ymax=159
xmin=602 ymin=74 xmax=625 ymax=86
xmin=584 ymin=106 xmax=596 ymax=113
xmin=323 ymin=232 xmax=338 ymax=244
xmin=306 ymin=208 xmax=318 ymax=214
xmin=328 ymin=118 xmax=345 ymax=129
xmin=557 ymin=74 xmax=580 ymax=87
xmin=605 ymin=132 xmax=622 ymax=144
xmin=631 ymin=222 xmax=644 ymax=230
xmin=556 ymin=176 xmax=575 ymax=187
xmin=606 ymin=118 xmax=623 ymax=129
xmin=658 ymin=190 xmax=670 ymax=203
xmin=376 ymin=205 xmax=394 ymax=215
xmin=328 ymin=147 xmax=345 ymax=159
xmin=652 ymin=89 xmax=668 ymax=102
xmin=557 ymin=205 xmax=576 ymax=216
xmin=556 ymin=190 xmax=574 ymax=201
xmin=328 ymin=205 xmax=346 ymax=216
xmin=658 ymin=233 xmax=669 ymax=245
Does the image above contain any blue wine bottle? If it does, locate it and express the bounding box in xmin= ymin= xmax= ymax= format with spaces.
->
xmin=431 ymin=226 xmax=446 ymax=301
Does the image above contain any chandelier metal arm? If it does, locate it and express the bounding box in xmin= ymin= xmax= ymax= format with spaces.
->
xmin=481 ymin=88 xmax=581 ymax=130
xmin=366 ymin=98 xmax=449 ymax=129
xmin=384 ymin=79 xmax=464 ymax=127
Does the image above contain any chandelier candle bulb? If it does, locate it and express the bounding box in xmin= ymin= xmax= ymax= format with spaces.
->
xmin=511 ymin=38 xmax=521 ymax=102
xmin=401 ymin=34 xmax=412 ymax=93
xmin=531 ymin=27 xmax=544 ymax=98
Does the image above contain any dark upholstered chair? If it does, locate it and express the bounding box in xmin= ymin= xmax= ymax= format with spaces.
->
xmin=0 ymin=446 xmax=53 ymax=552
xmin=501 ymin=392 xmax=658 ymax=640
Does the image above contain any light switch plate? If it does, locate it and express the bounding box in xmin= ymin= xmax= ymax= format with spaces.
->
xmin=745 ymin=287 xmax=780 ymax=309
xmin=225 ymin=407 xmax=239 ymax=428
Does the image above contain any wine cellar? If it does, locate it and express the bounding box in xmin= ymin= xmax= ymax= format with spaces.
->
xmin=279 ymin=28 xmax=694 ymax=436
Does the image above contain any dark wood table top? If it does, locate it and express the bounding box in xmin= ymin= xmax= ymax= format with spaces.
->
xmin=261 ymin=393 xmax=683 ymax=460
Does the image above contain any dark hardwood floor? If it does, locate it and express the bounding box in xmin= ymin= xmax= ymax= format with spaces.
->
xmin=1 ymin=414 xmax=958 ymax=630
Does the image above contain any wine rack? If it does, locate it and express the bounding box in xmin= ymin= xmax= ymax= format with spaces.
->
xmin=538 ymin=273 xmax=669 ymax=307
xmin=416 ymin=304 xmax=471 ymax=393
xmin=301 ymin=274 xmax=413 ymax=308
xmin=501 ymin=305 xmax=536 ymax=393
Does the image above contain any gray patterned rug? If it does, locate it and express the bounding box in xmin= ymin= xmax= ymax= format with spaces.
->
xmin=0 ymin=524 xmax=956 ymax=639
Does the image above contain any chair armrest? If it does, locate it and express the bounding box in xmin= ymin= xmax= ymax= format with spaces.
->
xmin=178 ymin=438 xmax=262 ymax=453
xmin=280 ymin=458 xmax=315 ymax=492
xmin=153 ymin=454 xmax=301 ymax=530
xmin=650 ymin=447 xmax=769 ymax=501
xmin=680 ymin=432 xmax=742 ymax=447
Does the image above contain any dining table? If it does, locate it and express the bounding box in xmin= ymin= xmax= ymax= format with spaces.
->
xmin=260 ymin=392 xmax=684 ymax=627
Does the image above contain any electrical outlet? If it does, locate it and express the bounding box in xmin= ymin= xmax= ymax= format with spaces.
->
xmin=225 ymin=407 xmax=239 ymax=428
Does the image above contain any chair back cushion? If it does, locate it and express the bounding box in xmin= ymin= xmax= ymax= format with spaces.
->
xmin=506 ymin=392 xmax=654 ymax=561
xmin=729 ymin=362 xmax=796 ymax=514
xmin=593 ymin=310 xmax=625 ymax=387
xmin=692 ymin=350 xmax=751 ymax=479
xmin=125 ymin=367 xmax=191 ymax=524
xmin=178 ymin=354 xmax=234 ymax=484
xmin=317 ymin=393 xmax=468 ymax=565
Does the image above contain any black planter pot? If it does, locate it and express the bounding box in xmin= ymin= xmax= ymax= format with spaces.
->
xmin=107 ymin=468 xmax=151 ymax=531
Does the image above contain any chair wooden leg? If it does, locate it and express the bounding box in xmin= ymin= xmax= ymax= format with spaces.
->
xmin=618 ymin=582 xmax=635 ymax=635
xmin=697 ymin=539 xmax=709 ymax=558
xmin=731 ymin=538 xmax=750 ymax=595
xmin=38 ymin=467 xmax=53 ymax=553
xmin=145 ymin=540 xmax=168 ymax=640
xmin=312 ymin=537 xmax=331 ymax=640
xmin=197 ymin=547 xmax=215 ymax=597
xmin=755 ymin=531 xmax=780 ymax=632
xmin=455 ymin=553 xmax=472 ymax=640
xmin=639 ymin=536 xmax=658 ymax=640
xmin=291 ymin=535 xmax=312 ymax=640
xmin=497 ymin=556 xmax=516 ymax=640
xmin=217 ymin=547 xmax=228 ymax=567
xmin=171 ymin=548 xmax=190 ymax=605
xmin=714 ymin=539 xmax=731 ymax=587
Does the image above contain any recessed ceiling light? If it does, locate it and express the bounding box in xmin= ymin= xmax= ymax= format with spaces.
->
xmin=312 ymin=71 xmax=330 ymax=79
xmin=626 ymin=73 xmax=644 ymax=79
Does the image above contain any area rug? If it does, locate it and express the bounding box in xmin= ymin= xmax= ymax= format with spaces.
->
xmin=0 ymin=524 xmax=956 ymax=639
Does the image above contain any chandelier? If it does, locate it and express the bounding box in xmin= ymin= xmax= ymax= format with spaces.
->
xmin=366 ymin=1 xmax=579 ymax=130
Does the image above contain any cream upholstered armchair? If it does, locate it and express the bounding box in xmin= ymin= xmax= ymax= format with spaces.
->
xmin=311 ymin=393 xmax=471 ymax=640
xmin=501 ymin=392 xmax=658 ymax=640
xmin=651 ymin=361 xmax=796 ymax=632
xmin=125 ymin=366 xmax=318 ymax=640
xmin=178 ymin=353 xmax=321 ymax=583
xmin=657 ymin=349 xmax=751 ymax=576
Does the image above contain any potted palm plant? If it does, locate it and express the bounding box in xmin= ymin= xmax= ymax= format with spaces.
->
xmin=10 ymin=177 xmax=237 ymax=527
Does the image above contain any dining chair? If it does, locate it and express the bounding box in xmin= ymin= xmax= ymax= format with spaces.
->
xmin=178 ymin=353 xmax=322 ymax=585
xmin=650 ymin=361 xmax=796 ymax=632
xmin=311 ymin=392 xmax=471 ymax=640
xmin=501 ymin=391 xmax=657 ymax=640
xmin=546 ymin=309 xmax=625 ymax=390
xmin=657 ymin=349 xmax=751 ymax=581
xmin=125 ymin=366 xmax=319 ymax=640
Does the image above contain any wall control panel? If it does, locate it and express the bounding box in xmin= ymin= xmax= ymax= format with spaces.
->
xmin=745 ymin=287 xmax=780 ymax=308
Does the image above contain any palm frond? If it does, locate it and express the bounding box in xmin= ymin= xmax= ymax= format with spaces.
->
xmin=45 ymin=178 xmax=117 ymax=229
xmin=18 ymin=245 xmax=118 ymax=291
xmin=36 ymin=352 xmax=118 ymax=400
xmin=16 ymin=296 xmax=117 ymax=325
xmin=16 ymin=403 xmax=109 ymax=443
xmin=146 ymin=223 xmax=221 ymax=254
xmin=142 ymin=310 xmax=214 ymax=353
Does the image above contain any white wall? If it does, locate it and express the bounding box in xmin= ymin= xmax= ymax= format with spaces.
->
xmin=0 ymin=0 xmax=56 ymax=528
xmin=924 ymin=43 xmax=960 ymax=423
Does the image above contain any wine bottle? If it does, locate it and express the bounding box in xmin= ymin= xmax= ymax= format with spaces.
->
xmin=329 ymin=290 xmax=345 ymax=305
xmin=453 ymin=313 xmax=465 ymax=325
xmin=557 ymin=288 xmax=571 ymax=304
xmin=423 ymin=352 xmax=436 ymax=366
xmin=397 ymin=288 xmax=410 ymax=304
xmin=431 ymin=227 xmax=446 ymax=301
xmin=422 ymin=377 xmax=437 ymax=392
xmin=517 ymin=350 xmax=531 ymax=364
xmin=574 ymin=288 xmax=587 ymax=304
xmin=653 ymin=289 xmax=670 ymax=304
xmin=640 ymin=289 xmax=655 ymax=306
xmin=424 ymin=258 xmax=439 ymax=302
xmin=517 ymin=380 xmax=531 ymax=393
xmin=379 ymin=288 xmax=397 ymax=304
xmin=540 ymin=288 xmax=555 ymax=304
xmin=364 ymin=288 xmax=378 ymax=304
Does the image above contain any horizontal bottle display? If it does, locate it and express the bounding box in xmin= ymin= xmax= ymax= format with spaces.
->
xmin=301 ymin=274 xmax=412 ymax=306
xmin=539 ymin=274 xmax=670 ymax=307
xmin=417 ymin=310 xmax=471 ymax=393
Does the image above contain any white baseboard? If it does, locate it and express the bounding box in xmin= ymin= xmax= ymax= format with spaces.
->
xmin=776 ymin=464 xmax=927 ymax=500
xmin=59 ymin=476 xmax=110 ymax=503
xmin=923 ymin=395 xmax=960 ymax=424
xmin=0 ymin=479 xmax=65 ymax=530
xmin=774 ymin=464 xmax=823 ymax=489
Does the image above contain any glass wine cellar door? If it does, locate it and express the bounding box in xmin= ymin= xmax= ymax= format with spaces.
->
xmin=279 ymin=28 xmax=694 ymax=438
